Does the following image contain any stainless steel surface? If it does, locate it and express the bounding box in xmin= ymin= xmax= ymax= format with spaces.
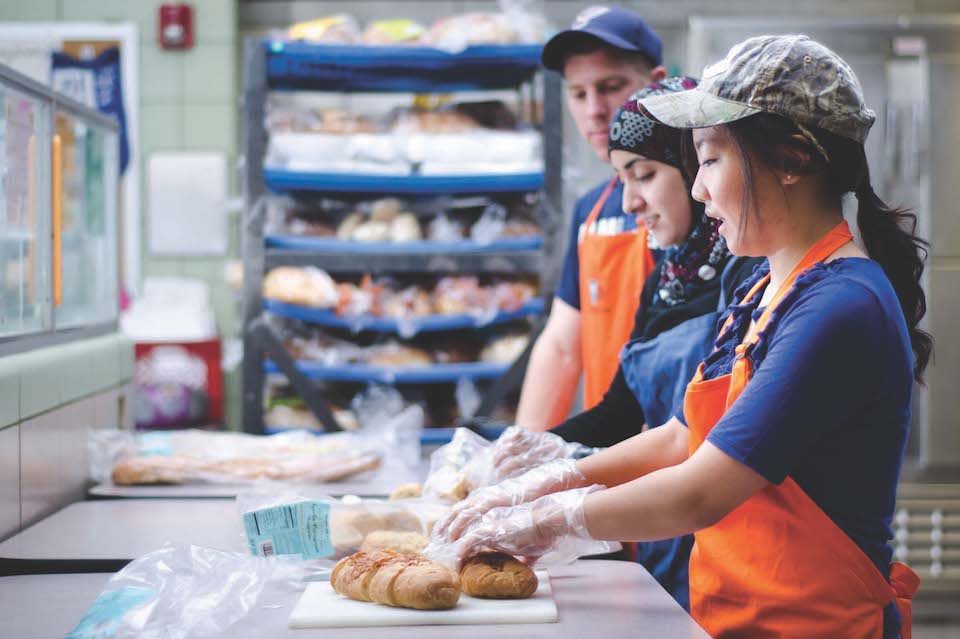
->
xmin=0 ymin=561 xmax=711 ymax=639
xmin=0 ymin=426 xmax=19 ymax=541
xmin=0 ymin=500 xmax=244 ymax=561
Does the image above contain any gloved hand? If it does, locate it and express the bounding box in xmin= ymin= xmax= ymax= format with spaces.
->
xmin=431 ymin=458 xmax=588 ymax=544
xmin=465 ymin=426 xmax=600 ymax=489
xmin=425 ymin=485 xmax=604 ymax=567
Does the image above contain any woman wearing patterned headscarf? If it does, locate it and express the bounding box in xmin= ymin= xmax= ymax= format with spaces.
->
xmin=456 ymin=79 xmax=763 ymax=609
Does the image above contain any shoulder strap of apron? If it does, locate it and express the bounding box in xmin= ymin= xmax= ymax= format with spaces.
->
xmin=582 ymin=177 xmax=618 ymax=232
xmin=744 ymin=220 xmax=853 ymax=342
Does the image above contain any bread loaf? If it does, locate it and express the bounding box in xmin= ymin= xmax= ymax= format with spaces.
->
xmin=331 ymin=550 xmax=461 ymax=610
xmin=360 ymin=530 xmax=428 ymax=555
xmin=459 ymin=551 xmax=538 ymax=599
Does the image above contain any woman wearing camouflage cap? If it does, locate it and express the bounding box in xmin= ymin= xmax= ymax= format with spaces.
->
xmin=430 ymin=35 xmax=928 ymax=639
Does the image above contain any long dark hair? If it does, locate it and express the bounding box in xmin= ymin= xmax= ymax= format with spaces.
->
xmin=683 ymin=113 xmax=932 ymax=382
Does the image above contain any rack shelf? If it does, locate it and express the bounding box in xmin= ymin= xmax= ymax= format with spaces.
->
xmin=242 ymin=37 xmax=564 ymax=434
xmin=265 ymin=234 xmax=542 ymax=253
xmin=264 ymin=168 xmax=544 ymax=196
xmin=265 ymin=41 xmax=543 ymax=92
xmin=264 ymin=359 xmax=510 ymax=383
xmin=264 ymin=297 xmax=544 ymax=334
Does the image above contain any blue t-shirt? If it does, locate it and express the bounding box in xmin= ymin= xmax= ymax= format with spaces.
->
xmin=554 ymin=179 xmax=639 ymax=309
xmin=681 ymin=258 xmax=913 ymax=638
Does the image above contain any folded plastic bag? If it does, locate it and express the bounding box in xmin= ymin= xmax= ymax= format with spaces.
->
xmin=66 ymin=542 xmax=306 ymax=639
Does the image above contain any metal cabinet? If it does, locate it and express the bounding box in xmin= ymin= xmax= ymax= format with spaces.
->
xmin=0 ymin=63 xmax=119 ymax=352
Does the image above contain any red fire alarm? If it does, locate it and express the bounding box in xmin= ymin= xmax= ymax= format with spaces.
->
xmin=158 ymin=4 xmax=194 ymax=50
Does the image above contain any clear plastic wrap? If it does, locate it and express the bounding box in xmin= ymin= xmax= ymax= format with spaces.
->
xmin=427 ymin=212 xmax=464 ymax=242
xmin=464 ymin=425 xmax=599 ymax=490
xmin=433 ymin=458 xmax=587 ymax=543
xmin=88 ymin=404 xmax=422 ymax=487
xmin=469 ymin=203 xmax=507 ymax=244
xmin=65 ymin=542 xmax=306 ymax=639
xmin=236 ymin=490 xmax=451 ymax=565
xmin=425 ymin=485 xmax=618 ymax=569
xmin=420 ymin=427 xmax=491 ymax=502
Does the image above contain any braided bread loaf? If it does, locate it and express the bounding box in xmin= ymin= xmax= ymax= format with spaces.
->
xmin=330 ymin=550 xmax=461 ymax=610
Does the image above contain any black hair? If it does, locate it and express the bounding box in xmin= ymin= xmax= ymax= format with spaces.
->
xmin=560 ymin=37 xmax=655 ymax=75
xmin=682 ymin=113 xmax=932 ymax=382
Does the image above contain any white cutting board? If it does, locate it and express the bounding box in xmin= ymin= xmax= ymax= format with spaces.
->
xmin=289 ymin=571 xmax=557 ymax=627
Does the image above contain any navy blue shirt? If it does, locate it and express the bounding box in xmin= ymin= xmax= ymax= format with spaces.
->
xmin=555 ymin=179 xmax=639 ymax=309
xmin=681 ymin=258 xmax=913 ymax=638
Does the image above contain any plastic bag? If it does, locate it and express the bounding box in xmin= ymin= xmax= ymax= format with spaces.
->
xmin=88 ymin=428 xmax=389 ymax=487
xmin=427 ymin=212 xmax=464 ymax=242
xmin=421 ymin=427 xmax=491 ymax=502
xmin=65 ymin=542 xmax=306 ymax=639
xmin=455 ymin=378 xmax=481 ymax=421
xmin=236 ymin=490 xmax=451 ymax=564
xmin=469 ymin=203 xmax=507 ymax=244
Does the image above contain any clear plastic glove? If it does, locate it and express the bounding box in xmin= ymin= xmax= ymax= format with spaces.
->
xmin=425 ymin=485 xmax=604 ymax=568
xmin=431 ymin=458 xmax=587 ymax=544
xmin=465 ymin=426 xmax=599 ymax=489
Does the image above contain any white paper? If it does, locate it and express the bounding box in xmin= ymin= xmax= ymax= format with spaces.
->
xmin=148 ymin=151 xmax=227 ymax=255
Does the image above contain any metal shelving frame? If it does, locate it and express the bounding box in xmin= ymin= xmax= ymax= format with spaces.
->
xmin=241 ymin=39 xmax=564 ymax=434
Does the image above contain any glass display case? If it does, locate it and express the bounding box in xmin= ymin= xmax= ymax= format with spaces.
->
xmin=0 ymin=63 xmax=119 ymax=348
xmin=0 ymin=79 xmax=50 ymax=338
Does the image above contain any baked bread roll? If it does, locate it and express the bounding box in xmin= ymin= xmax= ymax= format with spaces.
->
xmin=389 ymin=482 xmax=423 ymax=500
xmin=360 ymin=530 xmax=429 ymax=555
xmin=331 ymin=550 xmax=461 ymax=610
xmin=111 ymin=456 xmax=199 ymax=485
xmin=262 ymin=266 xmax=338 ymax=308
xmin=459 ymin=551 xmax=538 ymax=599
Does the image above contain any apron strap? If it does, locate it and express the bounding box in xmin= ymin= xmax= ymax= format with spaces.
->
xmin=890 ymin=562 xmax=921 ymax=639
xmin=581 ymin=177 xmax=618 ymax=234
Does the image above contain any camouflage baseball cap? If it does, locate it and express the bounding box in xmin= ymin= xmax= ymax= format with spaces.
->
xmin=639 ymin=35 xmax=876 ymax=144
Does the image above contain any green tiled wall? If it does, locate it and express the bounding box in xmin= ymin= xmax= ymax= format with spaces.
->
xmin=1 ymin=333 xmax=134 ymax=430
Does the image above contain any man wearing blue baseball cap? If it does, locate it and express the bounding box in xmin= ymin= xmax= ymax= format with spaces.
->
xmin=517 ymin=6 xmax=666 ymax=429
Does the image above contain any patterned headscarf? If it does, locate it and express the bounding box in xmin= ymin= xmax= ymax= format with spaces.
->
xmin=609 ymin=76 xmax=698 ymax=170
xmin=609 ymin=77 xmax=732 ymax=307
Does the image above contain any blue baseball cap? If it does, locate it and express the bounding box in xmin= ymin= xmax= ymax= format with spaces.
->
xmin=541 ymin=6 xmax=663 ymax=73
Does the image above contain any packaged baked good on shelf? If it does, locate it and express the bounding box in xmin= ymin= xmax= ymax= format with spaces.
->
xmin=389 ymin=213 xmax=423 ymax=242
xmin=335 ymin=275 xmax=382 ymax=317
xmin=380 ymin=286 xmax=433 ymax=320
xmin=432 ymin=276 xmax=488 ymax=315
xmin=391 ymin=108 xmax=479 ymax=135
xmin=480 ymin=332 xmax=529 ymax=363
xmin=500 ymin=218 xmax=541 ymax=237
xmin=367 ymin=341 xmax=433 ymax=367
xmin=314 ymin=108 xmax=378 ymax=135
xmin=287 ymin=14 xmax=360 ymax=43
xmin=490 ymin=280 xmax=537 ymax=312
xmin=361 ymin=19 xmax=426 ymax=46
xmin=425 ymin=13 xmax=518 ymax=51
xmin=369 ymin=198 xmax=402 ymax=222
xmin=427 ymin=213 xmax=464 ymax=242
xmin=263 ymin=266 xmax=338 ymax=308
xmin=351 ymin=219 xmax=391 ymax=243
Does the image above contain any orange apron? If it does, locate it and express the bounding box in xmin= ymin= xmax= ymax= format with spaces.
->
xmin=683 ymin=221 xmax=920 ymax=639
xmin=577 ymin=178 xmax=656 ymax=409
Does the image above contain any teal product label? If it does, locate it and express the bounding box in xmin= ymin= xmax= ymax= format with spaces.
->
xmin=243 ymin=500 xmax=333 ymax=559
xmin=65 ymin=586 xmax=154 ymax=639
xmin=137 ymin=432 xmax=173 ymax=456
